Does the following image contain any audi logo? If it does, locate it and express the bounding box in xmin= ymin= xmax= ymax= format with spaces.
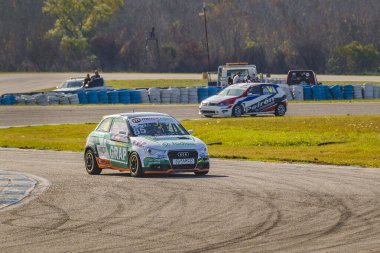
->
xmin=177 ymin=152 xmax=189 ymax=157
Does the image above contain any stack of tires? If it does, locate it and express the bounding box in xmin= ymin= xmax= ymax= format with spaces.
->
xmin=119 ymin=90 xmax=131 ymax=104
xmin=86 ymin=91 xmax=99 ymax=104
xmin=324 ymin=86 xmax=333 ymax=100
xmin=187 ymin=87 xmax=198 ymax=103
xmin=363 ymin=83 xmax=374 ymax=99
xmin=148 ymin=87 xmax=161 ymax=103
xmin=130 ymin=90 xmax=142 ymax=104
xmin=207 ymin=86 xmax=218 ymax=97
xmin=77 ymin=92 xmax=88 ymax=104
xmin=329 ymin=85 xmax=343 ymax=99
xmin=353 ymin=84 xmax=363 ymax=99
xmin=292 ymin=86 xmax=304 ymax=100
xmin=343 ymin=85 xmax=353 ymax=100
xmin=160 ymin=89 xmax=171 ymax=103
xmin=374 ymin=85 xmax=380 ymax=98
xmin=139 ymin=89 xmax=150 ymax=103
xmin=312 ymin=85 xmax=325 ymax=100
xmin=179 ymin=87 xmax=189 ymax=103
xmin=68 ymin=94 xmax=80 ymax=104
xmin=107 ymin=91 xmax=119 ymax=104
xmin=197 ymin=87 xmax=208 ymax=102
xmin=169 ymin=87 xmax=180 ymax=103
xmin=97 ymin=91 xmax=108 ymax=104
xmin=303 ymin=85 xmax=313 ymax=100
xmin=0 ymin=95 xmax=16 ymax=105
xmin=279 ymin=84 xmax=293 ymax=100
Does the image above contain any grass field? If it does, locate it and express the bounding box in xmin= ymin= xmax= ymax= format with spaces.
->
xmin=0 ymin=115 xmax=378 ymax=167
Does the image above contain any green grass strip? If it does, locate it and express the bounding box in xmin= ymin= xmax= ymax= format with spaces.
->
xmin=0 ymin=116 xmax=379 ymax=167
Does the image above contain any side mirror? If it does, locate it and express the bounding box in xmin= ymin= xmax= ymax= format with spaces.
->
xmin=188 ymin=129 xmax=194 ymax=134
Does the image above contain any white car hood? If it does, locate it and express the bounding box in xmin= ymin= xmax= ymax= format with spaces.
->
xmin=131 ymin=135 xmax=206 ymax=150
xmin=203 ymin=95 xmax=235 ymax=103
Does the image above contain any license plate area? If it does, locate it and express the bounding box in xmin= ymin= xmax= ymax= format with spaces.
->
xmin=173 ymin=158 xmax=195 ymax=165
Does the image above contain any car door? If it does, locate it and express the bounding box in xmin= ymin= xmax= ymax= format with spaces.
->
xmin=257 ymin=85 xmax=277 ymax=112
xmin=94 ymin=117 xmax=113 ymax=162
xmin=106 ymin=117 xmax=131 ymax=170
xmin=242 ymin=86 xmax=262 ymax=113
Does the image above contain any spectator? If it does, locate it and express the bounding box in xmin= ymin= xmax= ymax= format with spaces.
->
xmin=233 ymin=72 xmax=242 ymax=84
xmin=83 ymin=73 xmax=91 ymax=85
xmin=91 ymin=70 xmax=101 ymax=80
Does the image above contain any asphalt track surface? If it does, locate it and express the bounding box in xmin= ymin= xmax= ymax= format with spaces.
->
xmin=0 ymin=148 xmax=379 ymax=252
xmin=0 ymin=102 xmax=380 ymax=128
xmin=1 ymin=72 xmax=380 ymax=95
xmin=1 ymin=73 xmax=380 ymax=252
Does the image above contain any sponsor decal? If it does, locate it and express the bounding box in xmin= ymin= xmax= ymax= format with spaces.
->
xmin=132 ymin=140 xmax=147 ymax=147
xmin=131 ymin=118 xmax=141 ymax=123
xmin=108 ymin=146 xmax=127 ymax=161
xmin=246 ymin=97 xmax=275 ymax=112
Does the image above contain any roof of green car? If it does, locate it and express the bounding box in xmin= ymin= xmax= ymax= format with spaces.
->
xmin=103 ymin=112 xmax=171 ymax=119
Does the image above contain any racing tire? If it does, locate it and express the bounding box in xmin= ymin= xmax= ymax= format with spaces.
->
xmin=129 ymin=152 xmax=144 ymax=177
xmin=194 ymin=171 xmax=209 ymax=176
xmin=275 ymin=104 xmax=286 ymax=116
xmin=232 ymin=105 xmax=243 ymax=117
xmin=85 ymin=149 xmax=102 ymax=175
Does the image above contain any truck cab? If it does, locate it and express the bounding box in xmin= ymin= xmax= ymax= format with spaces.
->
xmin=209 ymin=62 xmax=258 ymax=87
xmin=286 ymin=70 xmax=318 ymax=85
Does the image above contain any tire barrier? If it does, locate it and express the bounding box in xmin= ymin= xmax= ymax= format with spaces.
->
xmin=77 ymin=92 xmax=88 ymax=104
xmin=363 ymin=83 xmax=374 ymax=99
xmin=169 ymin=87 xmax=180 ymax=103
xmin=97 ymin=91 xmax=108 ymax=104
xmin=86 ymin=91 xmax=99 ymax=104
xmin=0 ymin=95 xmax=16 ymax=105
xmin=197 ymin=87 xmax=208 ymax=102
xmin=119 ymin=90 xmax=131 ymax=104
xmin=2 ymin=83 xmax=380 ymax=106
xmin=343 ymin=85 xmax=354 ymax=100
xmin=303 ymin=85 xmax=313 ymax=100
xmin=329 ymin=85 xmax=344 ymax=100
xmin=148 ymin=87 xmax=160 ymax=103
xmin=353 ymin=84 xmax=363 ymax=99
xmin=130 ymin=90 xmax=142 ymax=104
xmin=292 ymin=85 xmax=304 ymax=101
xmin=107 ymin=91 xmax=119 ymax=104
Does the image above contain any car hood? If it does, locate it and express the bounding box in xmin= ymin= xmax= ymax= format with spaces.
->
xmin=131 ymin=135 xmax=206 ymax=150
xmin=203 ymin=95 xmax=236 ymax=103
xmin=53 ymin=87 xmax=82 ymax=92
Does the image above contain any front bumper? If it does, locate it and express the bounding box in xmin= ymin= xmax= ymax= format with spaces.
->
xmin=199 ymin=105 xmax=232 ymax=117
xmin=143 ymin=157 xmax=210 ymax=174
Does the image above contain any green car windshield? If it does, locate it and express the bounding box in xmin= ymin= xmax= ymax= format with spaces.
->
xmin=128 ymin=117 xmax=188 ymax=136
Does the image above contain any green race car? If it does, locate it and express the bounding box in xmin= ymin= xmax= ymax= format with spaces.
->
xmin=84 ymin=112 xmax=210 ymax=177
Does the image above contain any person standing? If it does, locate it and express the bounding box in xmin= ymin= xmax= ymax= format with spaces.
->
xmin=233 ymin=72 xmax=241 ymax=84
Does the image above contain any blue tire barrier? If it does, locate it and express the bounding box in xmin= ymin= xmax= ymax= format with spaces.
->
xmin=312 ymin=85 xmax=325 ymax=100
xmin=197 ymin=87 xmax=209 ymax=102
xmin=130 ymin=90 xmax=142 ymax=104
xmin=329 ymin=85 xmax=343 ymax=100
xmin=86 ymin=91 xmax=99 ymax=104
xmin=107 ymin=91 xmax=119 ymax=104
xmin=118 ymin=90 xmax=131 ymax=104
xmin=324 ymin=86 xmax=333 ymax=100
xmin=207 ymin=86 xmax=218 ymax=97
xmin=0 ymin=95 xmax=16 ymax=105
xmin=343 ymin=85 xmax=354 ymax=100
xmin=303 ymin=85 xmax=313 ymax=100
xmin=77 ymin=92 xmax=88 ymax=104
xmin=97 ymin=91 xmax=108 ymax=104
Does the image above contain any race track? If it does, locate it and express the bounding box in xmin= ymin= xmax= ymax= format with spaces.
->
xmin=0 ymin=148 xmax=379 ymax=252
xmin=1 ymin=102 xmax=380 ymax=127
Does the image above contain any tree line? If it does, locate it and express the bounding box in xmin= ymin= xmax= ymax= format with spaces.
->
xmin=0 ymin=0 xmax=379 ymax=74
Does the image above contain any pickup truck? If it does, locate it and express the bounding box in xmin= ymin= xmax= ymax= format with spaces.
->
xmin=286 ymin=70 xmax=319 ymax=85
xmin=54 ymin=77 xmax=114 ymax=92
xmin=208 ymin=62 xmax=258 ymax=87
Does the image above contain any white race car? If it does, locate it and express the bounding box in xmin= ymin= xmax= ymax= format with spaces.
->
xmin=199 ymin=83 xmax=288 ymax=117
xmin=84 ymin=112 xmax=209 ymax=177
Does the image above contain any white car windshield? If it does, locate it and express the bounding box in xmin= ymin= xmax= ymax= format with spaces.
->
xmin=218 ymin=87 xmax=246 ymax=96
xmin=128 ymin=116 xmax=188 ymax=136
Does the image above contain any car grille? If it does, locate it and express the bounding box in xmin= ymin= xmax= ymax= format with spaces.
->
xmin=201 ymin=110 xmax=215 ymax=114
xmin=168 ymin=150 xmax=198 ymax=170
